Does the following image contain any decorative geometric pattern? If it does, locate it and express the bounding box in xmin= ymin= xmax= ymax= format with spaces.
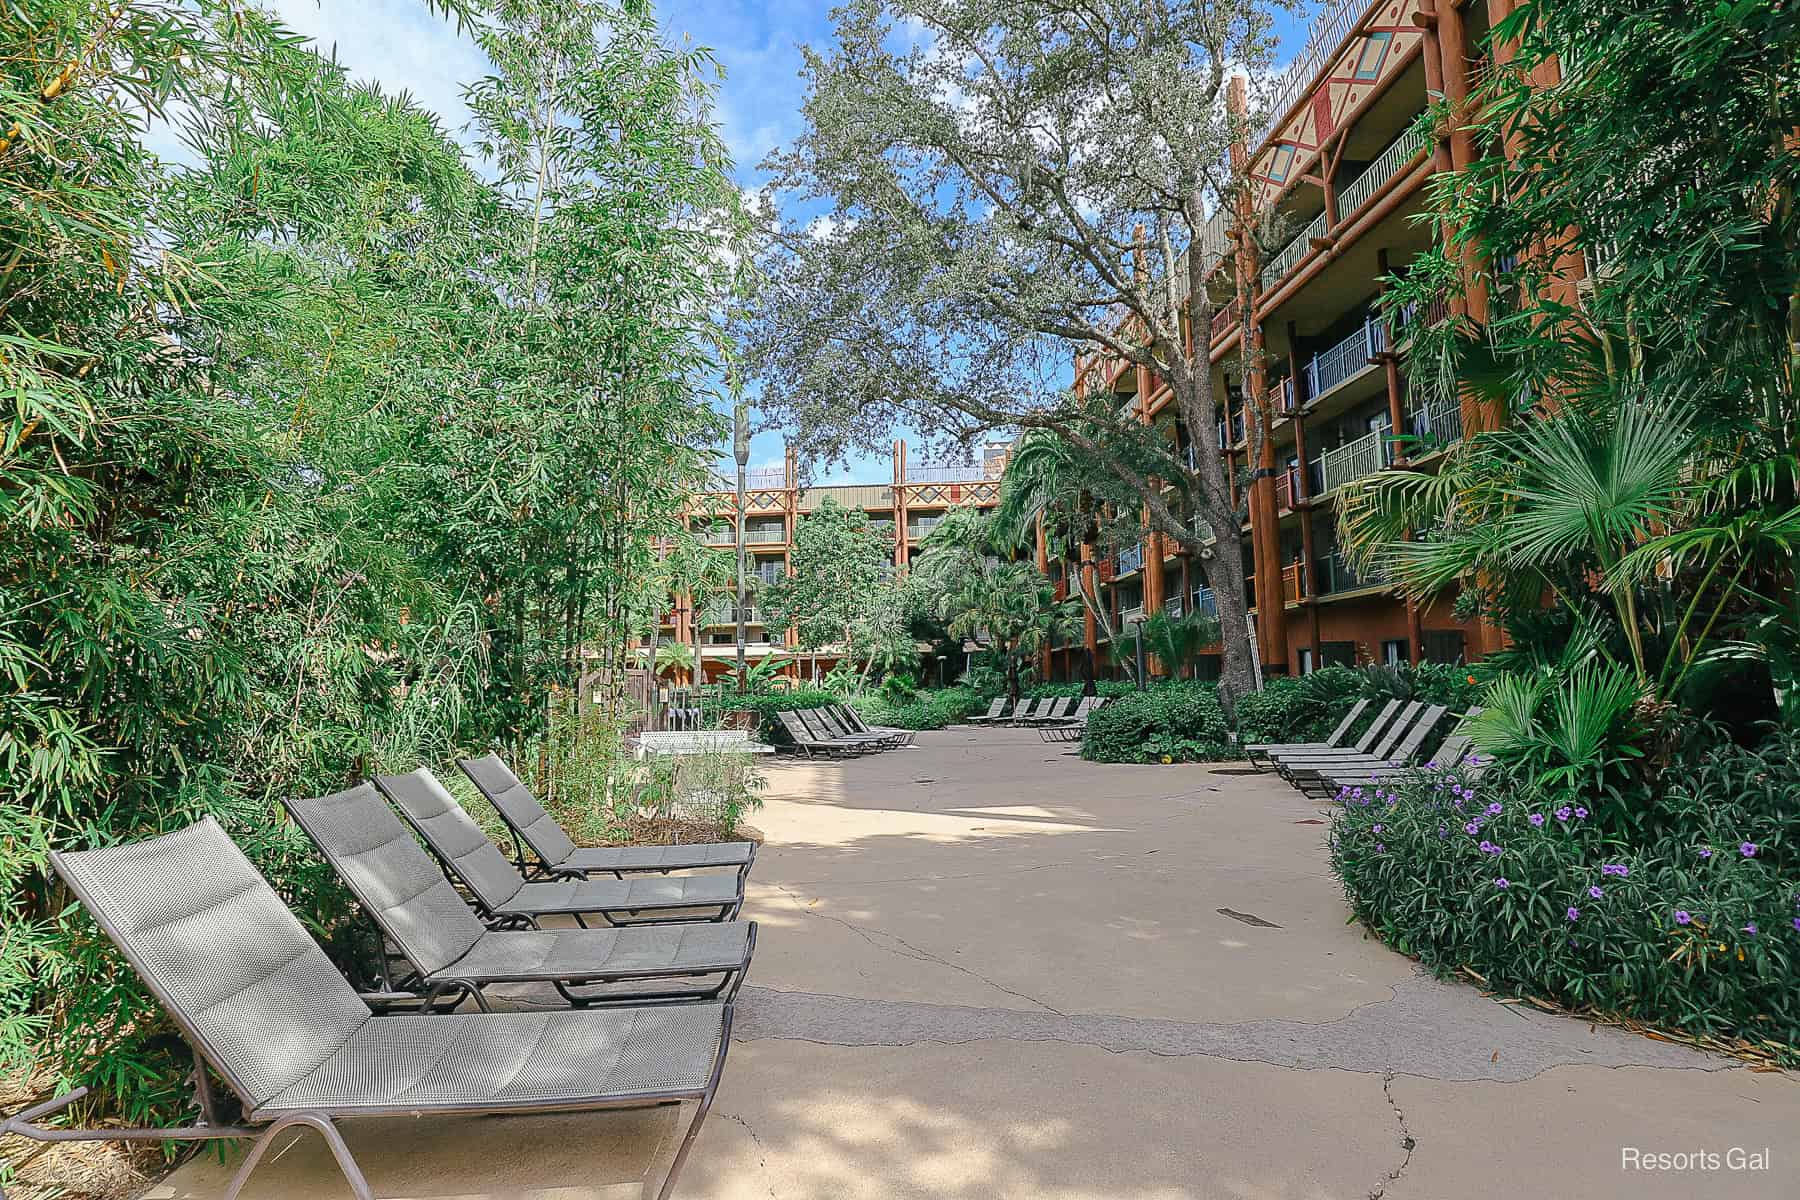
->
xmin=1248 ymin=0 xmax=1427 ymax=210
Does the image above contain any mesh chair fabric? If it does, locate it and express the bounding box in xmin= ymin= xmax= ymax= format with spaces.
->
xmin=459 ymin=754 xmax=579 ymax=867
xmin=376 ymin=769 xmax=524 ymax=911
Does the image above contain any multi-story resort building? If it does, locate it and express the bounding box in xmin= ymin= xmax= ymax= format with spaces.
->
xmin=652 ymin=439 xmax=1011 ymax=682
xmin=1038 ymin=0 xmax=1577 ymax=682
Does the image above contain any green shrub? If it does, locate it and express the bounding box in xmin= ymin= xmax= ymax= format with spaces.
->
xmin=1081 ymin=681 xmax=1230 ymax=763
xmin=852 ymin=685 xmax=983 ymax=730
xmin=1331 ymin=730 xmax=1800 ymax=1052
xmin=718 ymin=688 xmax=845 ymax=743
xmin=1025 ymin=679 xmax=1137 ymax=699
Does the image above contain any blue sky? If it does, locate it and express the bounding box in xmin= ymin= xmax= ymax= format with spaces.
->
xmin=263 ymin=0 xmax=1312 ymax=484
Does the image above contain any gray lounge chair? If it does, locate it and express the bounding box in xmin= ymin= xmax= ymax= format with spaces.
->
xmin=286 ymin=785 xmax=757 ymax=1009
xmin=1021 ymin=696 xmax=1075 ymax=726
xmin=1315 ymin=710 xmax=1487 ymax=795
xmin=1244 ymin=698 xmax=1371 ymax=767
xmin=1282 ymin=704 xmax=1447 ymax=787
xmin=806 ymin=707 xmax=890 ymax=749
xmin=1002 ymin=698 xmax=1048 ymax=726
xmin=20 ymin=818 xmax=731 ymax=1200
xmin=965 ymin=697 xmax=1009 ymax=724
xmin=1039 ymin=696 xmax=1107 ymax=743
xmin=774 ymin=709 xmax=861 ymax=757
xmin=458 ymin=752 xmax=756 ymax=882
xmin=831 ymin=703 xmax=915 ymax=747
xmin=1267 ymin=699 xmax=1402 ymax=768
xmin=374 ymin=769 xmax=743 ymax=925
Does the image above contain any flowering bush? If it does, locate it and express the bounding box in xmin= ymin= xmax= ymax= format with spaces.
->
xmin=1330 ymin=731 xmax=1800 ymax=1050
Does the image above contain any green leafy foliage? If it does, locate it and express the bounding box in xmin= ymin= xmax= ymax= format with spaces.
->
xmin=1081 ymin=682 xmax=1230 ymax=763
xmin=1332 ymin=732 xmax=1800 ymax=1052
xmin=1 ymin=0 xmax=744 ymax=1129
xmin=852 ymin=686 xmax=985 ymax=731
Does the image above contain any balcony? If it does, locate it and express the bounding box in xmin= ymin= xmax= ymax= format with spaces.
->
xmin=1316 ymin=550 xmax=1389 ymax=595
xmin=1337 ymin=125 xmax=1430 ymax=221
xmin=1259 ymin=207 xmax=1328 ymax=294
xmin=1210 ymin=296 xmax=1241 ymax=340
xmin=708 ymin=466 xmax=787 ymax=491
xmin=744 ymin=526 xmax=786 ymax=544
xmin=751 ymin=563 xmax=785 ymax=586
xmin=699 ymin=605 xmax=764 ymax=627
xmin=1217 ymin=409 xmax=1247 ymax=448
xmin=1303 ymin=315 xmax=1387 ymax=403
xmin=908 ymin=463 xmax=994 ymax=484
xmin=1282 ymin=561 xmax=1309 ymax=603
xmin=1168 ymin=210 xmax=1236 ymax=311
xmin=1191 ymin=586 xmax=1219 ymax=618
xmin=1408 ymin=394 xmax=1464 ymax=449
xmin=1117 ymin=543 xmax=1145 ymax=576
xmin=1274 ymin=463 xmax=1305 ymax=511
xmin=1119 ymin=605 xmax=1147 ymax=629
xmin=907 ymin=516 xmax=944 ymax=539
xmin=1392 ymin=294 xmax=1451 ymax=344
xmin=1164 ymin=596 xmax=1184 ymax=621
xmin=1271 ymin=376 xmax=1301 ymax=413
xmin=1316 ymin=427 xmax=1396 ymax=495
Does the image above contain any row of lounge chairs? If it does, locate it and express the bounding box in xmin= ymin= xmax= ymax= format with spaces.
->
xmin=965 ymin=694 xmax=1109 ymax=735
xmin=8 ymin=754 xmax=757 ymax=1200
xmin=1247 ymin=697 xmax=1485 ymax=798
xmin=775 ymin=704 xmax=914 ymax=757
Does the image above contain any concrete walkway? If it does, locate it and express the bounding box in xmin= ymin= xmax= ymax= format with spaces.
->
xmin=153 ymin=729 xmax=1797 ymax=1199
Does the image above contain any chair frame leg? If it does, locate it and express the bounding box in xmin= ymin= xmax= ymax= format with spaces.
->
xmin=223 ymin=1112 xmax=373 ymax=1200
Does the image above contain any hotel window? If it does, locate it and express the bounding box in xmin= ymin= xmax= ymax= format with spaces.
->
xmin=1382 ymin=638 xmax=1408 ymax=666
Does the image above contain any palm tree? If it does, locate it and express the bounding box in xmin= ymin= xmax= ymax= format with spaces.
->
xmin=1140 ymin=609 xmax=1219 ymax=680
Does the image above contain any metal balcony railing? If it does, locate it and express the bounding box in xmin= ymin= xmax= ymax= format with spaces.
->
xmin=744 ymin=526 xmax=786 ymax=544
xmin=1211 ymin=297 xmax=1241 ymax=340
xmin=1120 ymin=605 xmax=1147 ymax=629
xmin=907 ymin=516 xmax=944 ymax=538
xmin=1392 ymin=294 xmax=1450 ymax=344
xmin=1271 ymin=376 xmax=1301 ymax=413
xmin=1316 ymin=550 xmax=1389 ymax=595
xmin=1337 ymin=124 xmax=1429 ymax=219
xmin=1191 ymin=586 xmax=1219 ymax=618
xmin=1259 ymin=207 xmax=1329 ymax=293
xmin=1250 ymin=0 xmax=1369 ymax=150
xmin=700 ymin=606 xmax=764 ymax=626
xmin=752 ymin=564 xmax=786 ymax=586
xmin=1274 ymin=464 xmax=1305 ymax=511
xmin=1317 ymin=426 xmax=1396 ymax=495
xmin=707 ymin=467 xmax=787 ymax=492
xmin=907 ymin=463 xmax=992 ymax=484
xmin=1408 ymin=394 xmax=1464 ymax=447
xmin=1304 ymin=315 xmax=1387 ymax=402
xmin=1117 ymin=543 xmax=1145 ymax=575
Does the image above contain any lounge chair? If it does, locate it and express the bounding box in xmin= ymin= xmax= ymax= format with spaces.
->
xmin=1266 ymin=699 xmax=1402 ymax=768
xmin=1001 ymin=698 xmax=1048 ymax=726
xmin=1020 ymin=696 xmax=1075 ymax=726
xmin=804 ymin=707 xmax=891 ymax=749
xmin=1314 ymin=711 xmax=1487 ymax=795
xmin=831 ymin=703 xmax=915 ymax=747
xmin=1270 ymin=699 xmax=1411 ymax=772
xmin=1244 ymin=698 xmax=1371 ymax=767
xmin=26 ymin=818 xmax=732 ymax=1200
xmin=458 ymin=752 xmax=756 ymax=882
xmin=286 ymin=785 xmax=757 ymax=1009
xmin=1039 ymin=696 xmax=1106 ymax=743
xmin=774 ymin=709 xmax=864 ymax=757
xmin=1281 ymin=704 xmax=1447 ymax=787
xmin=374 ymin=769 xmax=743 ymax=925
xmin=964 ymin=697 xmax=1010 ymax=724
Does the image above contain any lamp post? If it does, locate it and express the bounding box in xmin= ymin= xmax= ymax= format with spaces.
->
xmin=936 ymin=653 xmax=948 ymax=689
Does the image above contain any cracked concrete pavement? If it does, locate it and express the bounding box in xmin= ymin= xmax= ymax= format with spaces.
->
xmin=149 ymin=728 xmax=1798 ymax=1199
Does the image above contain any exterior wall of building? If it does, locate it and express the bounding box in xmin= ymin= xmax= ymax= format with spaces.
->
xmin=1040 ymin=0 xmax=1519 ymax=680
xmin=649 ymin=439 xmax=1009 ymax=684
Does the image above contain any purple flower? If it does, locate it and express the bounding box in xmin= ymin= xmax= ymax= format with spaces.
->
xmin=1698 ymin=847 xmax=1713 ymax=859
xmin=1573 ymin=806 xmax=1588 ymax=819
xmin=1566 ymin=907 xmax=1580 ymax=922
xmin=1601 ymin=864 xmax=1629 ymax=877
xmin=1372 ymin=824 xmax=1384 ymax=834
xmin=1425 ymin=760 xmax=1439 ymax=770
xmin=1743 ymin=923 xmax=1758 ymax=936
xmin=1675 ymin=910 xmax=1693 ymax=925
xmin=1479 ymin=840 xmax=1503 ymax=855
xmin=1464 ymin=820 xmax=1482 ymax=835
xmin=1528 ymin=813 xmax=1546 ymax=827
xmin=1739 ymin=842 xmax=1758 ymax=858
xmin=1793 ymin=917 xmax=1800 ymax=932
xmin=1485 ymin=802 xmax=1503 ymax=816
xmin=1554 ymin=806 xmax=1572 ymax=821
xmin=1352 ymin=787 xmax=1364 ymax=800
xmin=1453 ymin=797 xmax=1465 ymax=809
xmin=1588 ymin=886 xmax=1604 ymax=899
xmin=1494 ymin=877 xmax=1509 ymax=888
xmin=1375 ymin=843 xmax=1386 ymax=853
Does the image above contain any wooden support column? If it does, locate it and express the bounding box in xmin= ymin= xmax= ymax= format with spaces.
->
xmin=1287 ymin=321 xmax=1323 ymax=671
xmin=1079 ymin=540 xmax=1100 ymax=674
xmin=1376 ymin=249 xmax=1409 ymax=460
xmin=1036 ymin=515 xmax=1053 ymax=677
xmin=892 ymin=438 xmax=909 ymax=571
